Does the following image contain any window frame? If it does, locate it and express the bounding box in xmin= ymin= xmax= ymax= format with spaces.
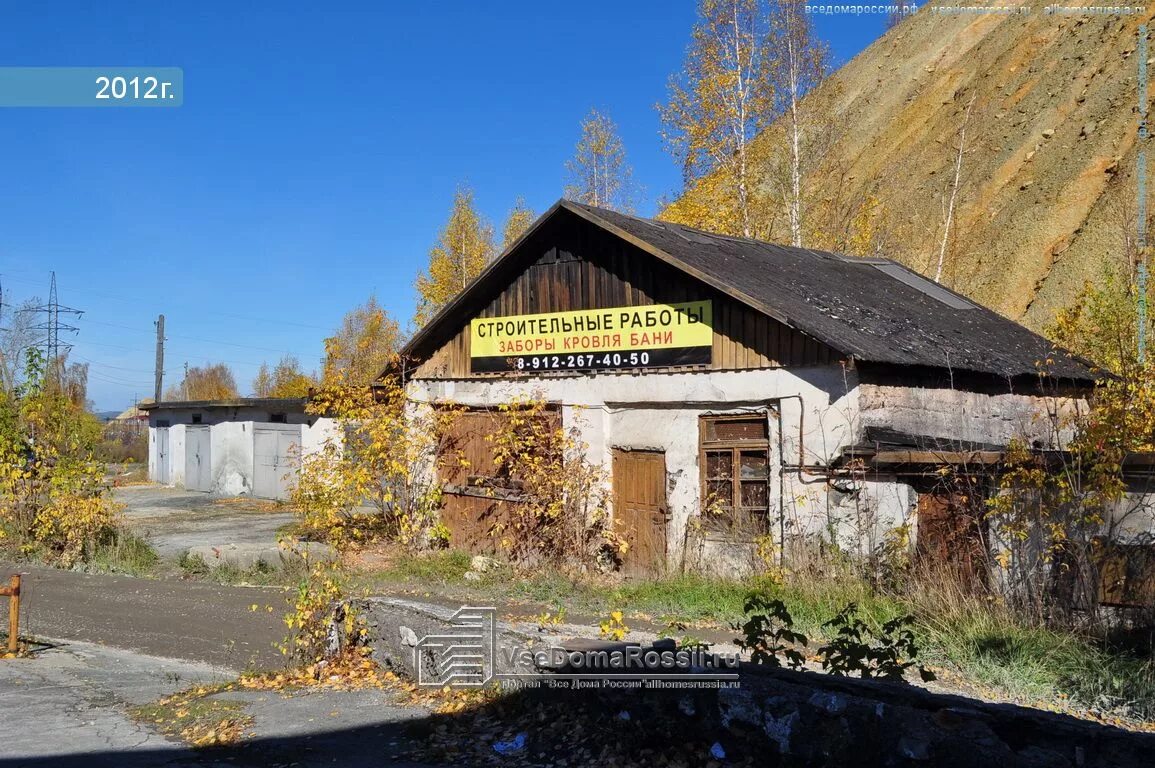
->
xmin=699 ymin=414 xmax=772 ymax=537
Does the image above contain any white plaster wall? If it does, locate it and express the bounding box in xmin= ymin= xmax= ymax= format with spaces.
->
xmin=410 ymin=366 xmax=860 ymax=570
xmin=301 ymin=417 xmax=339 ymax=458
xmin=147 ymin=416 xmax=338 ymax=495
xmin=1107 ymin=488 xmax=1155 ymax=543
xmin=211 ymin=421 xmax=254 ymax=495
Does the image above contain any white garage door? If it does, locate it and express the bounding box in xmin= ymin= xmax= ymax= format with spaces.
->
xmin=184 ymin=426 xmax=212 ymax=492
xmin=155 ymin=427 xmax=170 ymax=484
xmin=253 ymin=426 xmax=300 ymax=500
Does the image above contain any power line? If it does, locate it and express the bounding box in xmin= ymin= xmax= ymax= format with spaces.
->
xmin=0 ymin=273 xmax=333 ymax=331
xmin=79 ymin=317 xmax=301 ymax=356
xmin=73 ymin=342 xmax=267 ymax=369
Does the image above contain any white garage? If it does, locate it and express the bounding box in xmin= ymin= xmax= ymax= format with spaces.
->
xmin=143 ymin=398 xmax=337 ymax=500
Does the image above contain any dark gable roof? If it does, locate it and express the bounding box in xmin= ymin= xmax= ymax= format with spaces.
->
xmin=402 ymin=200 xmax=1099 ymax=384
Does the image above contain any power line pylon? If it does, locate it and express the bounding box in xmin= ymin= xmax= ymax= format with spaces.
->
xmin=25 ymin=271 xmax=83 ymax=372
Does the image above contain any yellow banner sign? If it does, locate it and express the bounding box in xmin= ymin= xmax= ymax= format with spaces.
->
xmin=470 ymin=300 xmax=713 ymax=372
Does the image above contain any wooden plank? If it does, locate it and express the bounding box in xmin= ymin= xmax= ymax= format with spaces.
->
xmin=743 ymin=307 xmax=757 ymax=369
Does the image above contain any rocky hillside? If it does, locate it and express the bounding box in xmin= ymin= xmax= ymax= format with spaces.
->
xmin=668 ymin=3 xmax=1154 ymax=331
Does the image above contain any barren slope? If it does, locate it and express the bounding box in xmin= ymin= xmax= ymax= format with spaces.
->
xmin=669 ymin=2 xmax=1155 ymax=331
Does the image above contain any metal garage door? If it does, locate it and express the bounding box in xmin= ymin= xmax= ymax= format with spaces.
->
xmin=155 ymin=427 xmax=170 ymax=484
xmin=253 ymin=426 xmax=300 ymax=500
xmin=184 ymin=426 xmax=212 ymax=492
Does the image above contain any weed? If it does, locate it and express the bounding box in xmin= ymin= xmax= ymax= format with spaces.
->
xmin=534 ymin=607 xmax=567 ymax=630
xmin=817 ymin=603 xmax=934 ymax=682
xmin=177 ymin=551 xmax=210 ymax=576
xmin=133 ymin=688 xmax=251 ymax=748
xmin=599 ymin=610 xmax=628 ymax=641
xmin=385 ymin=550 xmax=472 ymax=583
xmin=88 ymin=530 xmax=159 ymax=576
xmin=733 ymin=595 xmax=807 ymax=669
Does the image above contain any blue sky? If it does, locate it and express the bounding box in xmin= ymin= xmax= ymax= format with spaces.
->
xmin=0 ymin=2 xmax=889 ymax=410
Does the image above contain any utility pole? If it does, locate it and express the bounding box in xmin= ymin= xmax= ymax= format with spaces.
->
xmin=1139 ymin=24 xmax=1149 ymax=364
xmin=183 ymin=361 xmax=189 ymax=400
xmin=25 ymin=272 xmax=83 ymax=384
xmin=153 ymin=314 xmax=165 ymax=403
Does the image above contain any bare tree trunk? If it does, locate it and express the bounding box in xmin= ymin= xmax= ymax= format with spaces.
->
xmin=787 ymin=35 xmax=803 ymax=248
xmin=935 ymin=94 xmax=976 ymax=284
xmin=733 ymin=1 xmax=752 ymax=238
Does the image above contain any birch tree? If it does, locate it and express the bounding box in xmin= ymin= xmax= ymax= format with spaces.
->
xmin=414 ymin=187 xmax=495 ymax=325
xmin=502 ymin=197 xmax=536 ymax=249
xmin=564 ymin=109 xmax=635 ymax=212
xmin=0 ymin=299 xmax=38 ymax=394
xmin=323 ymin=295 xmax=401 ymax=387
xmin=659 ymin=0 xmax=773 ymax=238
xmin=254 ymin=355 xmax=315 ymax=397
xmin=766 ymin=0 xmax=829 ymax=247
xmin=935 ymin=93 xmax=977 ymax=284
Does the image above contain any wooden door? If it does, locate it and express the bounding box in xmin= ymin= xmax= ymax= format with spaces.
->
xmin=916 ymin=490 xmax=987 ymax=587
xmin=613 ymin=449 xmax=668 ymax=577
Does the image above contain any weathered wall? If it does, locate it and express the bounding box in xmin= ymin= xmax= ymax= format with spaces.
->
xmin=210 ymin=421 xmax=253 ymax=496
xmin=412 ymin=369 xmax=1088 ymax=573
xmin=858 ymin=383 xmax=1084 ymax=448
xmin=410 ymin=366 xmax=918 ymax=571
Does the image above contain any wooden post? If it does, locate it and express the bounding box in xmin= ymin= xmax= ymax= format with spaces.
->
xmin=2 ymin=575 xmax=19 ymax=653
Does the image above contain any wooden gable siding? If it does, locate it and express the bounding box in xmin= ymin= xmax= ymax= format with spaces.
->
xmin=413 ymin=216 xmax=840 ymax=379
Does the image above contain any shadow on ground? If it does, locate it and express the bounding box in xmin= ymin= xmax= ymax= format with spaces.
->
xmin=5 ymin=670 xmax=1155 ymax=768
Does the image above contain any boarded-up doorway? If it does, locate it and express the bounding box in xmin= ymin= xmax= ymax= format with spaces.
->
xmin=916 ymin=490 xmax=988 ymax=587
xmin=436 ymin=407 xmax=561 ymax=552
xmin=613 ymin=449 xmax=668 ymax=578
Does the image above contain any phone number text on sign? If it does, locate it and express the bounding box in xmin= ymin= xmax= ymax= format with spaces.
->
xmin=469 ymin=301 xmax=713 ymax=373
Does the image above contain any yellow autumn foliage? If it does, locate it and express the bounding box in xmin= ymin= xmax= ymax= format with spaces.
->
xmin=485 ymin=397 xmax=625 ymax=570
xmin=0 ymin=350 xmax=121 ymax=567
xmin=293 ymin=360 xmax=456 ymax=553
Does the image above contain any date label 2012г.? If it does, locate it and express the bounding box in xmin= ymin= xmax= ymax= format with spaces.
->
xmin=95 ymin=75 xmax=176 ymax=101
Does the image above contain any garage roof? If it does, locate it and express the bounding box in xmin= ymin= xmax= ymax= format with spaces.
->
xmin=141 ymin=397 xmax=308 ymax=411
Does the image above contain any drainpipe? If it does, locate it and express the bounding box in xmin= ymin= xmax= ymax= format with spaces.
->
xmin=773 ymin=394 xmax=863 ymax=565
xmin=775 ymin=394 xmax=836 ymax=482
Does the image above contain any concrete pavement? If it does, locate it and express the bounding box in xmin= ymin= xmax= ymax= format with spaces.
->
xmin=0 ymin=564 xmax=437 ymax=767
xmin=115 ymin=485 xmax=296 ymax=560
xmin=0 ymin=639 xmax=432 ymax=768
xmin=0 ymin=640 xmax=229 ymax=767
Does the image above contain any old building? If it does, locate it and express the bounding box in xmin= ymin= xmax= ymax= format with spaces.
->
xmin=142 ymin=398 xmax=336 ymax=499
xmin=399 ymin=200 xmax=1101 ymax=576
